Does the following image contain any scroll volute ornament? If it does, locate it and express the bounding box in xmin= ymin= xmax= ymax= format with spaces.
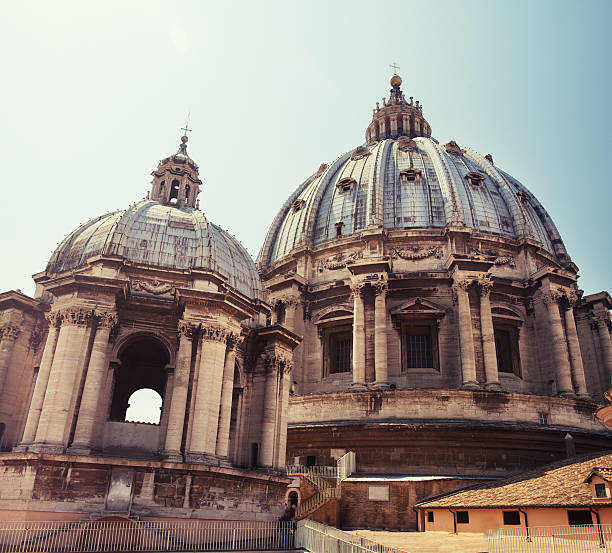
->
xmin=263 ymin=351 xmax=293 ymax=375
xmin=97 ymin=311 xmax=118 ymax=328
xmin=177 ymin=320 xmax=197 ymax=340
xmin=477 ymin=276 xmax=494 ymax=297
xmin=445 ymin=141 xmax=462 ymax=155
xmin=397 ymin=136 xmax=417 ymax=152
xmin=372 ymin=280 xmax=388 ymax=296
xmin=0 ymin=325 xmax=21 ymax=341
xmin=351 ymin=146 xmax=370 ymax=161
xmin=349 ymin=280 xmax=367 ymax=298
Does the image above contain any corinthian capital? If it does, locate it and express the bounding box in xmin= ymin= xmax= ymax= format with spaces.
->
xmin=45 ymin=311 xmax=62 ymax=328
xmin=263 ymin=351 xmax=293 ymax=375
xmin=177 ymin=320 xmax=197 ymax=340
xmin=477 ymin=276 xmax=493 ymax=297
xmin=541 ymin=289 xmax=563 ymax=306
xmin=0 ymin=325 xmax=21 ymax=341
xmin=349 ymin=280 xmax=366 ymax=299
xmin=373 ymin=279 xmax=388 ymax=296
xmin=59 ymin=308 xmax=92 ymax=326
xmin=200 ymin=324 xmax=227 ymax=343
xmin=96 ymin=311 xmax=118 ymax=328
xmin=454 ymin=279 xmax=473 ymax=292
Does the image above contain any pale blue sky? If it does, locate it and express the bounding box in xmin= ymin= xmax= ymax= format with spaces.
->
xmin=1 ymin=0 xmax=610 ymax=297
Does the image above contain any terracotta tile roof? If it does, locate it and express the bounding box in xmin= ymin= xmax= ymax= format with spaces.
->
xmin=416 ymin=451 xmax=612 ymax=509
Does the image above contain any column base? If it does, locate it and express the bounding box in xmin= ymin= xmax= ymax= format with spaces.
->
xmin=576 ymin=393 xmax=592 ymax=400
xmin=484 ymin=382 xmax=502 ymax=391
xmin=558 ymin=391 xmax=576 ymax=399
xmin=461 ymin=381 xmax=481 ymax=390
xmin=162 ymin=451 xmax=184 ymax=463
xmin=12 ymin=444 xmax=30 ymax=453
xmin=184 ymin=452 xmax=221 ymax=465
xmin=371 ymin=382 xmax=390 ymax=390
xmin=28 ymin=443 xmax=66 ymax=454
xmin=66 ymin=445 xmax=92 ymax=456
xmin=349 ymin=382 xmax=368 ymax=391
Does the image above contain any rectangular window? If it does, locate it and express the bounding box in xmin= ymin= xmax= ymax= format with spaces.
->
xmin=503 ymin=511 xmax=521 ymax=525
xmin=427 ymin=511 xmax=434 ymax=523
xmin=595 ymin=483 xmax=607 ymax=498
xmin=539 ymin=413 xmax=549 ymax=425
xmin=306 ymin=455 xmax=316 ymax=467
xmin=456 ymin=511 xmax=469 ymax=524
xmin=330 ymin=333 xmax=352 ymax=373
xmin=567 ymin=510 xmax=593 ymax=526
xmin=404 ymin=325 xmax=434 ymax=369
xmin=495 ymin=329 xmax=514 ymax=373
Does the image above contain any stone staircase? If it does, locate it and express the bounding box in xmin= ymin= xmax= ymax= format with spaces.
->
xmin=286 ymin=452 xmax=355 ymax=519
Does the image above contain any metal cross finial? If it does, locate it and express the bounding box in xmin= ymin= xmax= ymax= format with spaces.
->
xmin=389 ymin=62 xmax=400 ymax=75
xmin=181 ymin=112 xmax=192 ymax=137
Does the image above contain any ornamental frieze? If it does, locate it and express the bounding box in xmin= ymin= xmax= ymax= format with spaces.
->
xmin=390 ymin=246 xmax=442 ymax=261
xmin=131 ymin=279 xmax=176 ymax=296
xmin=317 ymin=251 xmax=362 ymax=272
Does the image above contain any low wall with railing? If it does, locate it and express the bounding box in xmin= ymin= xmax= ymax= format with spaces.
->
xmin=295 ymin=519 xmax=408 ymax=553
xmin=0 ymin=519 xmax=295 ymax=553
xmin=487 ymin=524 xmax=612 ymax=553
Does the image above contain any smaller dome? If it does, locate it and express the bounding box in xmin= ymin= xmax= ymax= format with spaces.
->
xmin=390 ymin=74 xmax=402 ymax=87
xmin=47 ymin=201 xmax=261 ymax=299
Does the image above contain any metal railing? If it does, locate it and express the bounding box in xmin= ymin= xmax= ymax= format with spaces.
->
xmin=0 ymin=519 xmax=296 ymax=553
xmin=487 ymin=524 xmax=612 ymax=553
xmin=295 ymin=519 xmax=409 ymax=553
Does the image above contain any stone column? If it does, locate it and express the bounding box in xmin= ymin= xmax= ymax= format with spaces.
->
xmin=275 ymin=363 xmax=293 ymax=469
xmin=478 ymin=278 xmax=500 ymax=389
xmin=0 ymin=323 xmax=21 ymax=393
xmin=283 ymin=296 xmax=300 ymax=330
xmin=561 ymin=294 xmax=589 ymax=398
xmin=17 ymin=313 xmax=60 ymax=450
xmin=260 ymin=352 xmax=288 ymax=468
xmin=187 ymin=324 xmax=227 ymax=462
xmin=163 ymin=320 xmax=195 ymax=462
xmin=33 ymin=308 xmax=91 ymax=452
xmin=595 ymin=316 xmax=612 ymax=386
xmin=350 ymin=282 xmax=366 ymax=389
xmin=542 ymin=291 xmax=574 ymax=396
xmin=373 ymin=280 xmax=389 ymax=388
xmin=454 ymin=279 xmax=478 ymax=388
xmin=215 ymin=334 xmax=239 ymax=459
xmin=69 ymin=311 xmax=117 ymax=453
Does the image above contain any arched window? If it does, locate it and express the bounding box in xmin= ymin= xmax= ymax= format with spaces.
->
xmin=125 ymin=388 xmax=162 ymax=424
xmin=109 ymin=337 xmax=169 ymax=423
xmin=276 ymin=302 xmax=286 ymax=325
xmin=159 ymin=181 xmax=165 ymax=197
xmin=185 ymin=184 xmax=191 ymax=201
xmin=169 ymin=179 xmax=180 ymax=204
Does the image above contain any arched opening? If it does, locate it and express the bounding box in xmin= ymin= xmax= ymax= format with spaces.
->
xmin=109 ymin=337 xmax=169 ymax=423
xmin=169 ymin=179 xmax=180 ymax=205
xmin=275 ymin=302 xmax=286 ymax=325
xmin=250 ymin=443 xmax=259 ymax=468
xmin=185 ymin=184 xmax=191 ymax=202
xmin=159 ymin=181 xmax=165 ymax=199
xmin=288 ymin=490 xmax=298 ymax=508
xmin=125 ymin=388 xmax=162 ymax=424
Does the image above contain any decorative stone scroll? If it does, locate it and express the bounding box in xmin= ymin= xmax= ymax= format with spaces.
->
xmin=317 ymin=251 xmax=363 ymax=272
xmin=177 ymin=320 xmax=197 ymax=340
xmin=372 ymin=280 xmax=388 ymax=296
xmin=96 ymin=311 xmax=118 ymax=328
xmin=274 ymin=295 xmax=300 ymax=307
xmin=476 ymin=276 xmax=493 ymax=297
xmin=314 ymin=163 xmax=328 ymax=178
xmin=131 ymin=279 xmax=175 ymax=296
xmin=351 ymin=146 xmax=370 ymax=161
xmin=468 ymin=248 xmax=516 ymax=268
xmin=390 ymin=246 xmax=442 ymax=261
xmin=397 ymin=136 xmax=417 ymax=152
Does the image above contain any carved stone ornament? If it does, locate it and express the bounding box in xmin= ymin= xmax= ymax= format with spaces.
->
xmin=131 ymin=279 xmax=175 ymax=296
xmin=397 ymin=136 xmax=417 ymax=152
xmin=468 ymin=248 xmax=516 ymax=268
xmin=200 ymin=324 xmax=227 ymax=343
xmin=445 ymin=141 xmax=462 ymax=155
xmin=59 ymin=308 xmax=92 ymax=326
xmin=177 ymin=320 xmax=197 ymax=339
xmin=349 ymin=280 xmax=367 ymax=298
xmin=477 ymin=276 xmax=493 ymax=297
xmin=275 ymin=295 xmax=300 ymax=307
xmin=263 ymin=352 xmax=293 ymax=375
xmin=0 ymin=325 xmax=21 ymax=341
xmin=541 ymin=289 xmax=564 ymax=306
xmin=29 ymin=324 xmax=43 ymax=351
xmin=45 ymin=311 xmax=62 ymax=328
xmin=454 ymin=279 xmax=473 ymax=292
xmin=351 ymin=146 xmax=370 ymax=161
xmin=226 ymin=332 xmax=243 ymax=350
xmin=314 ymin=163 xmax=328 ymax=178
xmin=317 ymin=251 xmax=363 ymax=272
xmin=372 ymin=280 xmax=388 ymax=296
xmin=97 ymin=311 xmax=118 ymax=328
xmin=390 ymin=246 xmax=442 ymax=261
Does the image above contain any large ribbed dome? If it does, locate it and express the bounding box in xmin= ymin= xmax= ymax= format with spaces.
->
xmin=258 ymin=132 xmax=567 ymax=270
xmin=47 ymin=201 xmax=261 ymax=299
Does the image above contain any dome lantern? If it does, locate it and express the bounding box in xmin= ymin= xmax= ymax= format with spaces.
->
xmin=150 ymin=134 xmax=202 ymax=209
xmin=366 ymin=72 xmax=431 ymax=143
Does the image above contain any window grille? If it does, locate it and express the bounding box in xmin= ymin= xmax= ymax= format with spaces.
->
xmin=405 ymin=331 xmax=432 ymax=368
